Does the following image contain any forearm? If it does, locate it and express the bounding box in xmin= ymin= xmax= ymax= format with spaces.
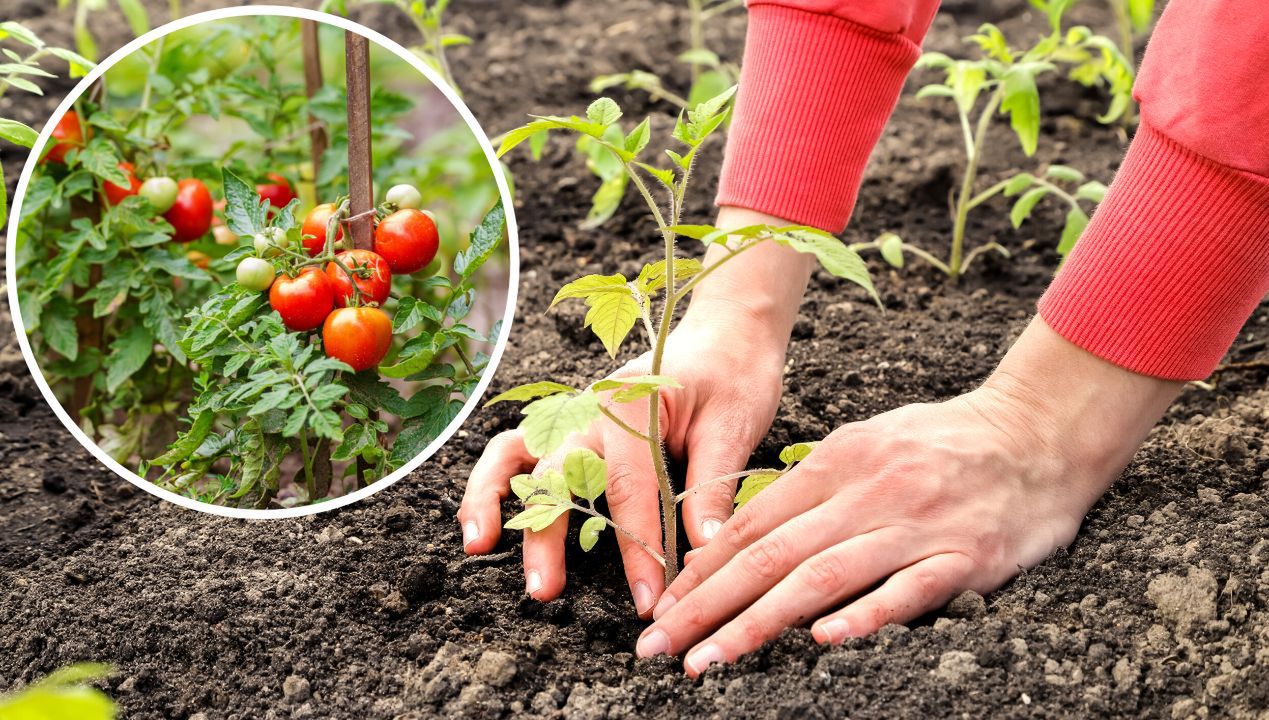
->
xmin=682 ymin=207 xmax=814 ymax=351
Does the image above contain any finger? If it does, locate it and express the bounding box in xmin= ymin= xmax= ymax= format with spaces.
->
xmin=637 ymin=501 xmax=850 ymax=658
xmin=676 ymin=527 xmax=916 ymax=675
xmin=459 ymin=429 xmax=535 ymax=555
xmin=680 ymin=415 xmax=755 ymax=548
xmin=810 ymin=552 xmax=976 ymax=644
xmin=521 ymin=436 xmax=597 ymax=602
xmin=600 ymin=399 xmax=668 ymax=619
xmin=653 ymin=465 xmax=830 ymax=619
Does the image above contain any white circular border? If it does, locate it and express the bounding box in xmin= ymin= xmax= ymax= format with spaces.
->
xmin=4 ymin=5 xmax=519 ymax=519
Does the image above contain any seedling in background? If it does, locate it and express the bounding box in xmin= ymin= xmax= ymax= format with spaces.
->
xmin=0 ymin=663 xmax=115 ymax=719
xmin=881 ymin=5 xmax=1130 ymax=279
xmin=321 ymin=0 xmax=470 ymax=94
xmin=491 ymin=89 xmax=877 ymax=584
xmin=581 ymin=0 xmax=740 ymax=227
xmin=1104 ymin=0 xmax=1154 ymax=117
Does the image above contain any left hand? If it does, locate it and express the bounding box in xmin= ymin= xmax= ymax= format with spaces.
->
xmin=635 ymin=317 xmax=1182 ymax=675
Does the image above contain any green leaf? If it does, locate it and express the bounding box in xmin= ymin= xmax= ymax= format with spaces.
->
xmin=0 ymin=117 xmax=37 ymax=147
xmin=41 ymin=299 xmax=78 ymax=360
xmin=624 ymin=117 xmax=651 ymax=156
xmin=510 ymin=469 xmax=568 ymax=505
xmin=1000 ymin=65 xmax=1049 ymax=156
xmin=579 ymin=516 xmax=606 ymax=551
xmin=392 ymin=296 xmax=444 ymax=333
xmin=1057 ymin=205 xmax=1089 ymax=256
xmin=635 ymin=258 xmax=702 ymax=295
xmin=378 ymin=331 xmax=450 ymax=378
xmin=550 ymin=273 xmax=630 ymax=308
xmin=1074 ymin=180 xmax=1107 ymax=203
xmin=734 ymin=471 xmax=782 ymax=508
xmin=497 ymin=120 xmax=552 ymax=158
xmin=772 ymin=228 xmax=878 ymax=304
xmin=877 ymin=232 xmax=904 ymax=269
xmin=564 ymin=448 xmax=606 ymax=501
xmin=592 ymin=374 xmax=681 ymax=403
xmin=915 ymin=84 xmax=956 ymax=101
xmin=914 ymin=51 xmax=954 ymax=70
xmin=586 ymin=97 xmax=622 ymax=126
xmin=486 ymin=381 xmax=575 ymax=406
xmin=581 ymin=174 xmax=627 ymax=230
xmin=1003 ymin=172 xmax=1036 ymax=196
xmin=105 ymin=324 xmax=152 ymax=393
xmin=1128 ymin=0 xmax=1154 ymax=31
xmin=152 ymin=411 xmax=214 ymax=466
xmin=1045 ymin=164 xmax=1085 ymax=183
xmin=779 ymin=441 xmax=819 ymax=466
xmin=0 ymin=663 xmax=115 ymax=720
xmin=505 ymin=503 xmax=570 ymax=532
xmin=948 ymin=61 xmax=987 ymax=115
xmin=221 ymin=167 xmax=267 ymax=236
xmin=454 ymin=201 xmax=506 ymax=281
xmin=520 ymin=391 xmax=601 ymax=457
xmin=583 ymin=290 xmax=640 ymax=358
xmin=1010 ymin=187 xmax=1049 ymax=228
xmin=115 ymin=0 xmax=150 ymax=37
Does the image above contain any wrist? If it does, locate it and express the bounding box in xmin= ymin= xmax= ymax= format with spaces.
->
xmin=680 ymin=206 xmax=814 ymax=349
xmin=975 ymin=317 xmax=1183 ymax=495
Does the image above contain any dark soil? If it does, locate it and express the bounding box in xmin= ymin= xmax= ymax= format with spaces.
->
xmin=3 ymin=1 xmax=1268 ymax=718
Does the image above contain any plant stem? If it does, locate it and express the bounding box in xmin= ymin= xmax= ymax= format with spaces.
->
xmin=598 ymin=404 xmax=652 ymax=442
xmin=298 ymin=430 xmax=315 ymax=499
xmin=671 ymin=238 xmax=759 ymax=303
xmin=454 ymin=343 xmax=477 ymax=375
xmin=687 ymin=0 xmax=704 ymax=85
xmin=569 ymin=501 xmax=666 ymax=568
xmin=949 ymin=89 xmax=1002 ymax=281
xmin=674 ymin=468 xmax=783 ymax=503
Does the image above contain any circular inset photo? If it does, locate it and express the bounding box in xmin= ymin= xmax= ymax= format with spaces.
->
xmin=6 ymin=7 xmax=517 ymax=516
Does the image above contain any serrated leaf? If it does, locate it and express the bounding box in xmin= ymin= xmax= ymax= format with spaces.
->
xmin=504 ymin=503 xmax=570 ymax=532
xmin=41 ymin=300 xmax=78 ymax=360
xmin=454 ymin=200 xmax=505 ymax=281
xmin=583 ymin=290 xmax=639 ymax=358
xmin=624 ymin=117 xmax=650 ymax=156
xmin=579 ymin=516 xmax=606 ymax=551
xmin=152 ymin=411 xmax=213 ymax=466
xmin=1010 ymin=187 xmax=1049 ymax=228
xmin=520 ymin=391 xmax=601 ymax=457
xmin=772 ymin=228 xmax=878 ymax=304
xmin=592 ymin=374 xmax=681 ymax=403
xmin=485 ymin=381 xmax=575 ymax=406
xmin=779 ymin=441 xmax=819 ymax=466
xmin=734 ymin=471 xmax=782 ymax=508
xmin=105 ymin=324 xmax=152 ymax=393
xmin=587 ymin=97 xmax=622 ymax=126
xmin=564 ymin=448 xmax=606 ymax=501
xmin=550 ymin=273 xmax=630 ymax=308
xmin=635 ymin=258 xmax=702 ymax=295
xmin=1000 ymin=65 xmax=1048 ymax=156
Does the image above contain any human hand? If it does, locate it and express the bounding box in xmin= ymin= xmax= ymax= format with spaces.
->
xmin=459 ymin=207 xmax=815 ymax=617
xmin=636 ymin=317 xmax=1183 ymax=675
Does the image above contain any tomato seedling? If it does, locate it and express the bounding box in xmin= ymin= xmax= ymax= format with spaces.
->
xmin=884 ymin=5 xmax=1130 ymax=278
xmin=492 ymin=89 xmax=877 ymax=583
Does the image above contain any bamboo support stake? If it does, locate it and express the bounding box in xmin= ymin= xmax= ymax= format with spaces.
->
xmin=345 ymin=31 xmax=376 ymax=488
xmin=301 ymin=20 xmax=328 ymax=178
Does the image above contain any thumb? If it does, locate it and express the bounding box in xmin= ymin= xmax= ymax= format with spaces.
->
xmin=681 ymin=417 xmax=755 ymax=549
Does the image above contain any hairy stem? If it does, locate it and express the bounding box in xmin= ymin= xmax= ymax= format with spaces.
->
xmin=569 ymin=501 xmax=666 ymax=568
xmin=598 ymin=404 xmax=652 ymax=442
xmin=674 ymin=468 xmax=783 ymax=503
xmin=949 ymin=89 xmax=1002 ymax=280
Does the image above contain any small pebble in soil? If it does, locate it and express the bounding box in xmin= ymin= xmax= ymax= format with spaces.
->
xmin=40 ymin=472 xmax=66 ymax=494
xmin=946 ymin=590 xmax=987 ymax=619
xmin=379 ymin=590 xmax=409 ymax=615
xmin=282 ymin=675 xmax=310 ymax=703
xmin=933 ymin=651 xmax=979 ymax=683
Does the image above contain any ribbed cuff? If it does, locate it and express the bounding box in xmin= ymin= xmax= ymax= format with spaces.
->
xmin=715 ymin=3 xmax=921 ymax=233
xmin=1038 ymin=123 xmax=1269 ymax=381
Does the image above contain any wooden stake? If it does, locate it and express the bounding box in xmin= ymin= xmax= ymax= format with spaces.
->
xmin=344 ymin=31 xmax=374 ymax=251
xmin=301 ymin=20 xmax=327 ymax=178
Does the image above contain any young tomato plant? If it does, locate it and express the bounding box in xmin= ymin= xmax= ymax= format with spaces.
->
xmin=490 ymin=89 xmax=877 ymax=583
xmin=880 ymin=6 xmax=1130 ymax=278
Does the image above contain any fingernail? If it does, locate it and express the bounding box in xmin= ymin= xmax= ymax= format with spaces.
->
xmin=633 ymin=581 xmax=657 ymax=616
xmin=701 ymin=518 xmax=721 ymax=541
xmin=636 ymin=628 xmax=669 ymax=658
xmin=525 ymin=570 xmax=542 ymax=597
xmin=813 ymin=618 xmax=850 ymax=644
xmin=685 ymin=643 xmax=725 ymax=675
xmin=462 ymin=520 xmax=478 ymax=547
xmin=652 ymin=592 xmax=677 ymax=620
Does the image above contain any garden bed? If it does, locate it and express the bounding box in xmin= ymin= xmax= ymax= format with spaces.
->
xmin=2 ymin=0 xmax=1267 ymax=717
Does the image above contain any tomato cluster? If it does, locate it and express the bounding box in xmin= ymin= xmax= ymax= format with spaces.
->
xmin=236 ymin=184 xmax=440 ymax=373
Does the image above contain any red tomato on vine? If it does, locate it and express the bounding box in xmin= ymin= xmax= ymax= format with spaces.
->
xmin=165 ymin=179 xmax=214 ymax=243
xmin=269 ymin=267 xmax=335 ymax=331
xmin=374 ymin=208 xmax=439 ymax=274
xmin=256 ymin=173 xmax=296 ymax=215
xmin=302 ymin=203 xmax=342 ymax=256
xmin=44 ymin=111 xmax=87 ymax=164
xmin=103 ymin=162 xmax=143 ymax=205
xmin=326 ymin=249 xmax=391 ymax=308
xmin=323 ymin=306 xmax=392 ymax=372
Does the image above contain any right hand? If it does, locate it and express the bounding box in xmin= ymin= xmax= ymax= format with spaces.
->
xmin=458 ymin=303 xmax=788 ymax=617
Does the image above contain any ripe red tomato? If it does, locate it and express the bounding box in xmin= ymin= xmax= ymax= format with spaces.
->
xmin=44 ymin=111 xmax=87 ymax=164
xmin=374 ymin=209 xmax=439 ymax=274
xmin=103 ymin=162 xmax=143 ymax=205
xmin=302 ymin=203 xmax=342 ymax=256
xmin=323 ymin=307 xmax=392 ymax=372
xmin=164 ymin=179 xmax=214 ymax=243
xmin=325 ymin=249 xmax=391 ymax=308
xmin=269 ymin=267 xmax=334 ymax=331
xmin=256 ymin=173 xmax=296 ymax=215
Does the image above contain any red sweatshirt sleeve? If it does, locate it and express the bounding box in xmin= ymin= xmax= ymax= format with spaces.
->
xmin=715 ymin=1 xmax=939 ymax=232
xmin=1037 ymin=1 xmax=1269 ymax=380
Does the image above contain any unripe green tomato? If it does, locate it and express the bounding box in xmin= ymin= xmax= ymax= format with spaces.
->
xmin=253 ymin=227 xmax=286 ymax=257
xmin=237 ymin=257 xmax=276 ymax=292
xmin=140 ymin=177 xmax=179 ymax=213
xmin=385 ymin=184 xmax=423 ymax=210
